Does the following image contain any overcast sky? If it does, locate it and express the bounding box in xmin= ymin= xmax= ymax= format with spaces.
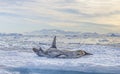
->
xmin=0 ymin=0 xmax=120 ymax=33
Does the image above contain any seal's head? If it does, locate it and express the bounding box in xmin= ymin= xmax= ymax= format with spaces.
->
xmin=32 ymin=47 xmax=45 ymax=56
xmin=32 ymin=48 xmax=39 ymax=55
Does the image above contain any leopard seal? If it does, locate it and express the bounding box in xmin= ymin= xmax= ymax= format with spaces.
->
xmin=32 ymin=36 xmax=92 ymax=58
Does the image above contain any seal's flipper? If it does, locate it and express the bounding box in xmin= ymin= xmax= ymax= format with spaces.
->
xmin=85 ymin=52 xmax=93 ymax=55
xmin=51 ymin=36 xmax=57 ymax=48
xmin=39 ymin=47 xmax=44 ymax=53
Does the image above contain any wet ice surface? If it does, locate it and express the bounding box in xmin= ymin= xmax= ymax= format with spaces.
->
xmin=0 ymin=35 xmax=120 ymax=74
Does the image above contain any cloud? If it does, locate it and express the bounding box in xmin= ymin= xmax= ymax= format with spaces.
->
xmin=0 ymin=0 xmax=120 ymax=33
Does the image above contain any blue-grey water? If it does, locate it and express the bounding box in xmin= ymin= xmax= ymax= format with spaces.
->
xmin=7 ymin=67 xmax=118 ymax=74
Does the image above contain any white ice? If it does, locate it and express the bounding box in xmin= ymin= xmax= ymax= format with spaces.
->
xmin=0 ymin=34 xmax=120 ymax=74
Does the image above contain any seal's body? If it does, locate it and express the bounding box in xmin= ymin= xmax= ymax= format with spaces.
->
xmin=33 ymin=36 xmax=92 ymax=58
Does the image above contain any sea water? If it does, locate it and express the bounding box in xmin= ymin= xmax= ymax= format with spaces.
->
xmin=7 ymin=67 xmax=118 ymax=74
xmin=0 ymin=45 xmax=120 ymax=74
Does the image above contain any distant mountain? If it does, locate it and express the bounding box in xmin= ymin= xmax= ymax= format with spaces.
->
xmin=24 ymin=29 xmax=120 ymax=38
xmin=106 ymin=33 xmax=120 ymax=37
xmin=25 ymin=29 xmax=80 ymax=35
xmin=0 ymin=33 xmax=23 ymax=36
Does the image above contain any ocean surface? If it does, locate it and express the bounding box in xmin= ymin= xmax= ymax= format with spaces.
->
xmin=0 ymin=35 xmax=120 ymax=74
xmin=6 ymin=68 xmax=119 ymax=74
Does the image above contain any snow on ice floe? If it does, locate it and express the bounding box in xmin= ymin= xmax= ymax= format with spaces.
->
xmin=0 ymin=33 xmax=120 ymax=73
xmin=0 ymin=45 xmax=120 ymax=74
